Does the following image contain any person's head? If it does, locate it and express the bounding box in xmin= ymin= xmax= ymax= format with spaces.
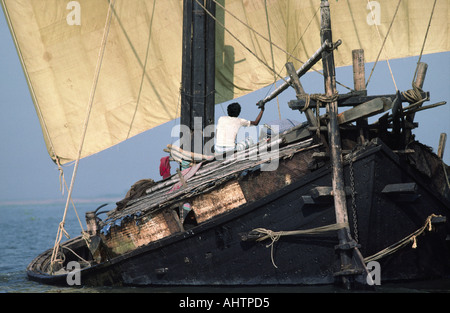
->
xmin=227 ymin=102 xmax=241 ymax=117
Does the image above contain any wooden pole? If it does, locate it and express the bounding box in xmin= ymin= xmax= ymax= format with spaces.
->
xmin=320 ymin=0 xmax=354 ymax=289
xmin=352 ymin=49 xmax=368 ymax=143
xmin=192 ymin=0 xmax=206 ymax=155
xmin=180 ymin=0 xmax=193 ymax=151
xmin=414 ymin=62 xmax=428 ymax=89
xmin=285 ymin=62 xmax=317 ymax=128
xmin=181 ymin=0 xmax=216 ymax=155
xmin=262 ymin=39 xmax=340 ymax=105
xmin=204 ymin=0 xmax=216 ymax=153
xmin=438 ymin=133 xmax=447 ymax=159
xmin=405 ymin=62 xmax=428 ymax=142
xmin=352 ymin=49 xmax=365 ymax=91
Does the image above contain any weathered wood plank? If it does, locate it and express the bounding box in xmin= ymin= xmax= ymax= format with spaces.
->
xmin=337 ymin=97 xmax=393 ymax=125
xmin=288 ymin=91 xmax=429 ymax=111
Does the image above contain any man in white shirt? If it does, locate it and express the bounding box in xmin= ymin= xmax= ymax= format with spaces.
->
xmin=215 ymin=102 xmax=265 ymax=154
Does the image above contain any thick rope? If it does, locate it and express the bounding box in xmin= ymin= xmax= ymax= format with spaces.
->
xmin=50 ymin=0 xmax=117 ymax=273
xmin=364 ymin=214 xmax=442 ymax=263
xmin=299 ymin=92 xmax=339 ymax=112
xmin=252 ymin=222 xmax=349 ymax=268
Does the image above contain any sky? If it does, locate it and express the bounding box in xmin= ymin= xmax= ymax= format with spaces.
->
xmin=0 ymin=7 xmax=449 ymax=204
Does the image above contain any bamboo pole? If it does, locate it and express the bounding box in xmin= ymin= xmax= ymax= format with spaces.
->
xmin=261 ymin=39 xmax=340 ymax=105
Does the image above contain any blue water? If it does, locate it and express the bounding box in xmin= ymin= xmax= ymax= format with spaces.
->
xmin=1 ymin=201 xmax=449 ymax=293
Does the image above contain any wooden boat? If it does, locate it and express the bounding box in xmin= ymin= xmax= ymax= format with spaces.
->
xmin=2 ymin=0 xmax=448 ymax=288
xmin=27 ymin=131 xmax=450 ymax=287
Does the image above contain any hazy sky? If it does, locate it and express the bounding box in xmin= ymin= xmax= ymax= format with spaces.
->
xmin=0 ymin=7 xmax=449 ymax=204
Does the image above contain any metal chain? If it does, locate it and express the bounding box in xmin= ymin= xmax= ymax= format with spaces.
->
xmin=349 ymin=157 xmax=359 ymax=243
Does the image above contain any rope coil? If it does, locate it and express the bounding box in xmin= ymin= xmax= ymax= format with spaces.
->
xmin=298 ymin=92 xmax=339 ymax=112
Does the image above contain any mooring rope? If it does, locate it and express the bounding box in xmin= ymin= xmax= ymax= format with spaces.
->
xmin=254 ymin=214 xmax=443 ymax=268
xmin=252 ymin=222 xmax=349 ymax=268
xmin=363 ymin=214 xmax=443 ymax=263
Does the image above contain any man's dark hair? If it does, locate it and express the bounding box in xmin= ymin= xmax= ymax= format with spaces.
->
xmin=227 ymin=102 xmax=241 ymax=117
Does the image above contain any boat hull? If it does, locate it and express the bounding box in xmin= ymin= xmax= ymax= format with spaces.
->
xmin=27 ymin=139 xmax=450 ymax=287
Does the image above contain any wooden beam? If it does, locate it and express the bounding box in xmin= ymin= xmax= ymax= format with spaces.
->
xmin=288 ymin=90 xmax=429 ymax=111
xmin=405 ymin=62 xmax=428 ymax=142
xmin=180 ymin=0 xmax=216 ymax=155
xmin=262 ymin=40 xmax=340 ymax=105
xmin=180 ymin=0 xmax=193 ymax=149
xmin=320 ymin=0 xmax=354 ymax=289
xmin=438 ymin=133 xmax=447 ymax=159
xmin=337 ymin=97 xmax=393 ymax=125
xmin=285 ymin=62 xmax=317 ymax=128
xmin=352 ymin=49 xmax=367 ymax=143
xmin=382 ymin=182 xmax=418 ymax=194
xmin=204 ymin=0 xmax=216 ymax=152
xmin=352 ymin=49 xmax=365 ymax=91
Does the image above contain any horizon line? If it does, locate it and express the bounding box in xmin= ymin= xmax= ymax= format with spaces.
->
xmin=0 ymin=196 xmax=122 ymax=207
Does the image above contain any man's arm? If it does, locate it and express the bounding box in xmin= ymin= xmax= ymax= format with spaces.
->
xmin=250 ymin=104 xmax=265 ymax=126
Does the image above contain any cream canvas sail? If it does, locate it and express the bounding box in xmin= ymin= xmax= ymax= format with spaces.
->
xmin=2 ymin=0 xmax=448 ymax=164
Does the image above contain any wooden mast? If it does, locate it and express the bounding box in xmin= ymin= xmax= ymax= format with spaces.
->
xmin=352 ymin=49 xmax=368 ymax=144
xmin=320 ymin=0 xmax=364 ymax=288
xmin=181 ymin=0 xmax=215 ymax=156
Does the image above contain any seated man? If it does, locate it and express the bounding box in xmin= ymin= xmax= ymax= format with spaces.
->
xmin=215 ymin=102 xmax=264 ymax=154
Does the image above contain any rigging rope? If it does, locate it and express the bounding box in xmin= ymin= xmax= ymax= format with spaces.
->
xmin=126 ymin=0 xmax=157 ymax=139
xmin=206 ymin=0 xmax=353 ymax=92
xmin=251 ymin=222 xmax=349 ymax=268
xmin=195 ymin=0 xmax=288 ymax=84
xmin=364 ymin=214 xmax=443 ymax=263
xmin=50 ymin=0 xmax=117 ymax=273
xmin=365 ymin=0 xmax=401 ymax=90
xmin=264 ymin=0 xmax=281 ymax=120
xmin=412 ymin=0 xmax=437 ymax=85
xmin=253 ymin=214 xmax=442 ymax=268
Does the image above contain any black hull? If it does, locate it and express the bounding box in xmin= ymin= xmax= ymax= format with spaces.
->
xmin=27 ymin=139 xmax=450 ymax=287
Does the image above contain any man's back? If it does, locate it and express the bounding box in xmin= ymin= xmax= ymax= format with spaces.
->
xmin=215 ymin=116 xmax=251 ymax=147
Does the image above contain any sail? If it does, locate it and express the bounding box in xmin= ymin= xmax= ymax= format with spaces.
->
xmin=2 ymin=0 xmax=448 ymax=163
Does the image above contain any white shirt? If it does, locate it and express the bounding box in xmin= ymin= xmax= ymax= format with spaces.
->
xmin=215 ymin=116 xmax=251 ymax=147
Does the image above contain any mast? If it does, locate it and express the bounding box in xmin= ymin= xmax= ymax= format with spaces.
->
xmin=320 ymin=0 xmax=363 ymax=288
xmin=181 ymin=0 xmax=216 ymax=156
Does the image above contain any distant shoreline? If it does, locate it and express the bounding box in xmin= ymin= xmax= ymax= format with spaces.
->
xmin=0 ymin=196 xmax=121 ymax=207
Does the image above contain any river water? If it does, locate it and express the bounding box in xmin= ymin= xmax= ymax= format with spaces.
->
xmin=1 ymin=201 xmax=449 ymax=294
